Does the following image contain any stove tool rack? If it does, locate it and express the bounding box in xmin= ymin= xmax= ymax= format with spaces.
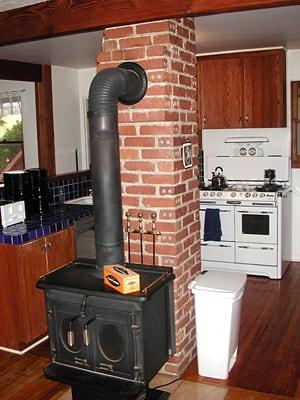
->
xmin=125 ymin=212 xmax=161 ymax=266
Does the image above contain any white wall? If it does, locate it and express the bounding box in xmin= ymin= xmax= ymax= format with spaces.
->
xmin=51 ymin=66 xmax=96 ymax=174
xmin=286 ymin=50 xmax=300 ymax=261
xmin=51 ymin=66 xmax=81 ymax=174
xmin=78 ymin=68 xmax=96 ymax=169
xmin=0 ymin=80 xmax=39 ymax=168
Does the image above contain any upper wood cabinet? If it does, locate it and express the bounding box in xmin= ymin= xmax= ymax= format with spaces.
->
xmin=291 ymin=81 xmax=300 ymax=168
xmin=198 ymin=49 xmax=286 ymax=129
xmin=0 ymin=227 xmax=75 ymax=350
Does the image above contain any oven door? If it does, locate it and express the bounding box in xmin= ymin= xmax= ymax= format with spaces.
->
xmin=235 ymin=206 xmax=277 ymax=244
xmin=200 ymin=203 xmax=234 ymax=242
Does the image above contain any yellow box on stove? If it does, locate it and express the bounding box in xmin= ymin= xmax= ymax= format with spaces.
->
xmin=104 ymin=264 xmax=140 ymax=294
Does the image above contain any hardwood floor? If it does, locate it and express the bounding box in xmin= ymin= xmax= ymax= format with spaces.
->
xmin=0 ymin=343 xmax=68 ymax=400
xmin=183 ymin=262 xmax=300 ymax=398
xmin=1 ymin=263 xmax=300 ymax=399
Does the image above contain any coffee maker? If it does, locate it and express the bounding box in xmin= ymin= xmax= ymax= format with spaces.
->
xmin=26 ymin=168 xmax=50 ymax=214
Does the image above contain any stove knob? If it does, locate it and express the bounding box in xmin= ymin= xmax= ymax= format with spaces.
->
xmin=210 ymin=192 xmax=215 ymax=196
xmin=252 ymin=193 xmax=258 ymax=198
xmin=245 ymin=192 xmax=251 ymax=198
xmin=231 ymin=192 xmax=236 ymax=197
xmin=217 ymin=192 xmax=223 ymax=197
xmin=260 ymin=193 xmax=266 ymax=198
xmin=203 ymin=192 xmax=208 ymax=196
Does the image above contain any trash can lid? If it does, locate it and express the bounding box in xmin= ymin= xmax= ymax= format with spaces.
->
xmin=188 ymin=270 xmax=247 ymax=297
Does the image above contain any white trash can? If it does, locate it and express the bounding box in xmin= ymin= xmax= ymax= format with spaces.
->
xmin=188 ymin=270 xmax=247 ymax=380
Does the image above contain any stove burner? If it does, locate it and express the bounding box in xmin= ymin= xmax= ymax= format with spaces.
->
xmin=256 ymin=183 xmax=283 ymax=192
xmin=201 ymin=184 xmax=227 ymax=191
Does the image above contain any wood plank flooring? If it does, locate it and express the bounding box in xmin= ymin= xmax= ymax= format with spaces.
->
xmin=183 ymin=262 xmax=300 ymax=398
xmin=0 ymin=343 xmax=68 ymax=400
xmin=1 ymin=263 xmax=300 ymax=399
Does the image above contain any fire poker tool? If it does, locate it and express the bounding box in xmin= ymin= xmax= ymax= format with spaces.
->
xmin=138 ymin=213 xmax=146 ymax=264
xmin=151 ymin=213 xmax=161 ymax=266
xmin=125 ymin=212 xmax=132 ymax=263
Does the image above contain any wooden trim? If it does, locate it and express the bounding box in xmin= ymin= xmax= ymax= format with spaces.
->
xmin=35 ymin=65 xmax=56 ymax=176
xmin=49 ymin=170 xmax=91 ymax=183
xmin=197 ymin=48 xmax=285 ymax=60
xmin=291 ymin=81 xmax=300 ymax=168
xmin=0 ymin=0 xmax=300 ymax=46
xmin=0 ymin=59 xmax=42 ymax=82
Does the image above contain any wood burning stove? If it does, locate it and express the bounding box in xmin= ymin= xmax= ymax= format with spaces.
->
xmin=37 ymin=63 xmax=176 ymax=399
xmin=37 ymin=259 xmax=175 ymax=399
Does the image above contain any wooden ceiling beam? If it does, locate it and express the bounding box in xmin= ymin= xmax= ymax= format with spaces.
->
xmin=1 ymin=0 xmax=300 ymax=46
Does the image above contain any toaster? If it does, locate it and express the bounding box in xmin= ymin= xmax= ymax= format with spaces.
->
xmin=0 ymin=200 xmax=26 ymax=228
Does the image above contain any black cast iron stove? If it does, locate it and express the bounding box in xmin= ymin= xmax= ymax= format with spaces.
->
xmin=37 ymin=259 xmax=175 ymax=400
xmin=37 ymin=63 xmax=176 ymax=399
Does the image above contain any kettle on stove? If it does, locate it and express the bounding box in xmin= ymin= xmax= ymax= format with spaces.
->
xmin=211 ymin=166 xmax=227 ymax=189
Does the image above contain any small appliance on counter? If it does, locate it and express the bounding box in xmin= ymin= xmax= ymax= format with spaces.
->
xmin=0 ymin=199 xmax=26 ymax=228
xmin=26 ymin=168 xmax=50 ymax=214
xmin=3 ymin=170 xmax=33 ymax=216
xmin=3 ymin=168 xmax=50 ymax=217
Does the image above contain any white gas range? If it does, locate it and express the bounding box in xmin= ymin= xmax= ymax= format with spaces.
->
xmin=200 ymin=128 xmax=291 ymax=279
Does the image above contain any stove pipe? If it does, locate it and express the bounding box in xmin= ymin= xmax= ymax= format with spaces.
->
xmin=88 ymin=62 xmax=147 ymax=273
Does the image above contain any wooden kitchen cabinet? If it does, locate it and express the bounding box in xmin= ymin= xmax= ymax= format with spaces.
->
xmin=0 ymin=226 xmax=75 ymax=350
xmin=198 ymin=49 xmax=286 ymax=129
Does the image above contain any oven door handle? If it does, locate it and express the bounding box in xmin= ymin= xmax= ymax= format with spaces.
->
xmin=237 ymin=245 xmax=275 ymax=250
xmin=237 ymin=210 xmax=274 ymax=214
xmin=201 ymin=243 xmax=232 ymax=248
xmin=200 ymin=209 xmax=231 ymax=212
xmin=252 ymin=202 xmax=276 ymax=206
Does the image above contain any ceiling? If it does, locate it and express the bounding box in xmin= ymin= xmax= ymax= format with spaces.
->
xmin=0 ymin=3 xmax=300 ymax=68
xmin=0 ymin=0 xmax=46 ymax=11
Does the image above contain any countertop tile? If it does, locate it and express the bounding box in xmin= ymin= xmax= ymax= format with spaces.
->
xmin=0 ymin=204 xmax=92 ymax=245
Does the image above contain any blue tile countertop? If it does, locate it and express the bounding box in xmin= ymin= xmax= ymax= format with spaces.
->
xmin=0 ymin=204 xmax=93 ymax=245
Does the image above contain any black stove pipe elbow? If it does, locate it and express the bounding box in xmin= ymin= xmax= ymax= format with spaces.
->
xmin=88 ymin=62 xmax=147 ymax=273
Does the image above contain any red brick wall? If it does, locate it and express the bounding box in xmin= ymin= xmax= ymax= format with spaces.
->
xmin=96 ymin=18 xmax=200 ymax=376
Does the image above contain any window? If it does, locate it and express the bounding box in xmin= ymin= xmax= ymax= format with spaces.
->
xmin=291 ymin=81 xmax=300 ymax=168
xmin=0 ymin=90 xmax=24 ymax=180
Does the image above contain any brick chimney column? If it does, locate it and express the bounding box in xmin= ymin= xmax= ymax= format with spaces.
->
xmin=96 ymin=18 xmax=200 ymax=376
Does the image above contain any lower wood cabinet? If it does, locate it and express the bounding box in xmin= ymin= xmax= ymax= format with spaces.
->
xmin=0 ymin=226 xmax=75 ymax=351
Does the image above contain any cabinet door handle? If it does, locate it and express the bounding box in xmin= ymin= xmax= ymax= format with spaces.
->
xmin=203 ymin=116 xmax=207 ymax=124
xmin=41 ymin=243 xmax=47 ymax=252
xmin=47 ymin=241 xmax=53 ymax=251
xmin=245 ymin=114 xmax=249 ymax=122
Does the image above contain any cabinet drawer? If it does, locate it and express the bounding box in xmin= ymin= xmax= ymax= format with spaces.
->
xmin=201 ymin=241 xmax=234 ymax=263
xmin=236 ymin=243 xmax=277 ymax=266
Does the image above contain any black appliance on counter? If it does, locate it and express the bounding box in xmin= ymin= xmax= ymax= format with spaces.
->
xmin=3 ymin=168 xmax=49 ymax=217
xmin=37 ymin=63 xmax=175 ymax=400
xmin=3 ymin=170 xmax=33 ymax=215
xmin=26 ymin=168 xmax=50 ymax=214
